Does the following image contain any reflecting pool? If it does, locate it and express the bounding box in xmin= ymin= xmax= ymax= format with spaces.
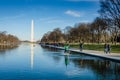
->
xmin=0 ymin=43 xmax=119 ymax=80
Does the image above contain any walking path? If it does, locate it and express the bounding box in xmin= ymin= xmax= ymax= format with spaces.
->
xmin=43 ymin=45 xmax=120 ymax=63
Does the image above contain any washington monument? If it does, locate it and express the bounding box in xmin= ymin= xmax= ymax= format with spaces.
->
xmin=31 ymin=19 xmax=34 ymax=69
xmin=31 ymin=19 xmax=34 ymax=42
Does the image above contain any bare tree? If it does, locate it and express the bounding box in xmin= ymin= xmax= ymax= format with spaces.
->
xmin=0 ymin=31 xmax=20 ymax=45
xmin=99 ymin=0 xmax=120 ymax=44
xmin=91 ymin=17 xmax=108 ymax=43
xmin=41 ymin=28 xmax=64 ymax=43
xmin=99 ymin=0 xmax=120 ymax=28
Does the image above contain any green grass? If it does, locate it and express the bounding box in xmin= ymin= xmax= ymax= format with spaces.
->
xmin=70 ymin=43 xmax=120 ymax=53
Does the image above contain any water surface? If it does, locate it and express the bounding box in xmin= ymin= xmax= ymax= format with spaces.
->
xmin=0 ymin=43 xmax=119 ymax=80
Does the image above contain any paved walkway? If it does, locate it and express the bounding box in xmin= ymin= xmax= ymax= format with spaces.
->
xmin=43 ymin=45 xmax=120 ymax=63
xmin=70 ymin=48 xmax=120 ymax=62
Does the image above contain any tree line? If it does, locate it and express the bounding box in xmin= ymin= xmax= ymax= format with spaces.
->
xmin=0 ymin=31 xmax=20 ymax=45
xmin=41 ymin=0 xmax=120 ymax=44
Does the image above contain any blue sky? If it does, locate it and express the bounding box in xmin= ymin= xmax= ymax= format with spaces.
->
xmin=0 ymin=0 xmax=100 ymax=41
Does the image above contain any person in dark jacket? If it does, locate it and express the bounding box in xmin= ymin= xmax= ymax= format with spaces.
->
xmin=79 ymin=43 xmax=83 ymax=51
xmin=104 ymin=43 xmax=107 ymax=54
xmin=107 ymin=44 xmax=111 ymax=54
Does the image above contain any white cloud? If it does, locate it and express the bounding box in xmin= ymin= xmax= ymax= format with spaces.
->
xmin=65 ymin=10 xmax=81 ymax=17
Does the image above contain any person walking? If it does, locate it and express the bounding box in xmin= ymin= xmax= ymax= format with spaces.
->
xmin=79 ymin=43 xmax=83 ymax=51
xmin=104 ymin=43 xmax=107 ymax=54
xmin=66 ymin=44 xmax=70 ymax=53
xmin=64 ymin=44 xmax=70 ymax=53
xmin=64 ymin=44 xmax=67 ymax=53
xmin=107 ymin=44 xmax=111 ymax=54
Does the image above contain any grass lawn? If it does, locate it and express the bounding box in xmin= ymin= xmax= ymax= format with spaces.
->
xmin=70 ymin=43 xmax=120 ymax=53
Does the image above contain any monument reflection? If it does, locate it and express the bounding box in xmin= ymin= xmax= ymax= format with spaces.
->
xmin=31 ymin=44 xmax=34 ymax=69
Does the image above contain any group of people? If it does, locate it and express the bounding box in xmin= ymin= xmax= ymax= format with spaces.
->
xmin=63 ymin=43 xmax=111 ymax=54
xmin=64 ymin=43 xmax=84 ymax=54
xmin=104 ymin=43 xmax=111 ymax=54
